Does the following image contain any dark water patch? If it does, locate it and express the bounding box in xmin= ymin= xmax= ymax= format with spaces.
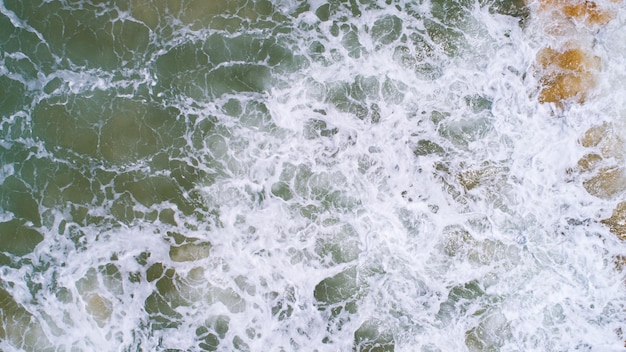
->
xmin=64 ymin=25 xmax=117 ymax=70
xmin=315 ymin=224 xmax=361 ymax=265
xmin=430 ymin=0 xmax=474 ymax=25
xmin=196 ymin=315 xmax=230 ymax=351
xmin=4 ymin=0 xmax=151 ymax=71
xmin=206 ymin=64 xmax=271 ymax=97
xmin=432 ymin=0 xmax=528 ymax=25
xmin=423 ymin=19 xmax=465 ymax=57
xmin=154 ymin=34 xmax=296 ymax=102
xmin=486 ymin=0 xmax=529 ymax=23
xmin=0 ymin=76 xmax=27 ymax=117
xmin=315 ymin=266 xmax=360 ymax=342
xmin=315 ymin=266 xmax=360 ymax=307
xmin=144 ymin=291 xmax=184 ymax=330
xmin=0 ymin=219 xmax=43 ymax=256
xmin=354 ymin=319 xmax=395 ymax=352
xmin=371 ymin=15 xmax=403 ymax=45
xmin=437 ymin=279 xmax=486 ymax=325
xmin=414 ymin=140 xmax=446 ymax=156
xmin=108 ymin=172 xmax=215 ymax=227
xmin=32 ymin=99 xmax=98 ymax=157
xmin=4 ymin=89 xmax=219 ymax=231
xmin=271 ymin=181 xmax=293 ymax=201
xmin=0 ymin=10 xmax=56 ymax=75
xmin=4 ymin=56 xmax=39 ymax=85
xmin=311 ymin=75 xmax=406 ymax=122
xmin=41 ymin=162 xmax=96 ymax=207
xmin=32 ymin=93 xmax=185 ymax=164
xmin=0 ymin=173 xmax=41 ymax=226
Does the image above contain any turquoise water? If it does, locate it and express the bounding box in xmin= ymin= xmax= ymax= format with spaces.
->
xmin=1 ymin=0 xmax=626 ymax=350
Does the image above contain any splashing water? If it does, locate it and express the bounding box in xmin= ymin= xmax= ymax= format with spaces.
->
xmin=1 ymin=0 xmax=625 ymax=350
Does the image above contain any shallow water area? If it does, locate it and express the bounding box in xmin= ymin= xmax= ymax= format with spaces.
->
xmin=1 ymin=0 xmax=626 ymax=350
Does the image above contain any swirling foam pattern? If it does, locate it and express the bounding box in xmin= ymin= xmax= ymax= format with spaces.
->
xmin=0 ymin=0 xmax=625 ymax=350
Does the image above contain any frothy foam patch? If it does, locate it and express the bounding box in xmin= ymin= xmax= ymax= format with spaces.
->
xmin=1 ymin=0 xmax=626 ymax=350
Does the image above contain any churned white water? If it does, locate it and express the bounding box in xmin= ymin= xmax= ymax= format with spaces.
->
xmin=0 ymin=0 xmax=625 ymax=351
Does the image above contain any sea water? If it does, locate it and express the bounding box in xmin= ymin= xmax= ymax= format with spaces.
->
xmin=0 ymin=0 xmax=625 ymax=350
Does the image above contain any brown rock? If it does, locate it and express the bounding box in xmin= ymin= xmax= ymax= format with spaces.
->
xmin=601 ymin=202 xmax=626 ymax=240
xmin=580 ymin=123 xmax=608 ymax=148
xmin=536 ymin=47 xmax=600 ymax=72
xmin=84 ymin=293 xmax=112 ymax=326
xmin=582 ymin=166 xmax=626 ymax=199
xmin=457 ymin=164 xmax=507 ymax=191
xmin=578 ymin=124 xmax=626 ymax=199
xmin=539 ymin=71 xmax=593 ymax=103
xmin=599 ymin=134 xmax=625 ymax=160
xmin=536 ymin=47 xmax=600 ymax=104
xmin=562 ymin=0 xmax=613 ymax=26
xmin=538 ymin=0 xmax=614 ymax=26
xmin=577 ymin=153 xmax=602 ymax=173
xmin=530 ymin=0 xmax=616 ymax=106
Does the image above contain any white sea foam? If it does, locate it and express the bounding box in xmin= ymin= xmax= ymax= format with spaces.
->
xmin=1 ymin=0 xmax=625 ymax=351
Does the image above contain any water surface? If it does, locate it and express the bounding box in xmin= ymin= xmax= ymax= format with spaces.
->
xmin=1 ymin=0 xmax=626 ymax=350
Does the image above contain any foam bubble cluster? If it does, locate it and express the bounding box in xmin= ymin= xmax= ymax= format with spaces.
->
xmin=1 ymin=0 xmax=625 ymax=351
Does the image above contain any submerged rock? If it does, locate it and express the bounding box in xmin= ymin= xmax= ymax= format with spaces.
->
xmin=579 ymin=123 xmax=625 ymax=160
xmin=559 ymin=0 xmax=615 ymax=26
xmin=530 ymin=0 xmax=617 ymax=106
xmin=580 ymin=123 xmax=607 ymax=148
xmin=577 ymin=123 xmax=626 ymax=199
xmin=582 ymin=167 xmax=626 ymax=199
xmin=577 ymin=125 xmax=626 ymax=245
xmin=601 ymin=202 xmax=626 ymax=240
xmin=457 ymin=163 xmax=508 ymax=191
xmin=169 ymin=242 xmax=212 ymax=262
xmin=576 ymin=153 xmax=602 ymax=173
xmin=353 ymin=319 xmax=395 ymax=352
xmin=536 ymin=47 xmax=599 ymax=104
xmin=84 ymin=293 xmax=113 ymax=326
